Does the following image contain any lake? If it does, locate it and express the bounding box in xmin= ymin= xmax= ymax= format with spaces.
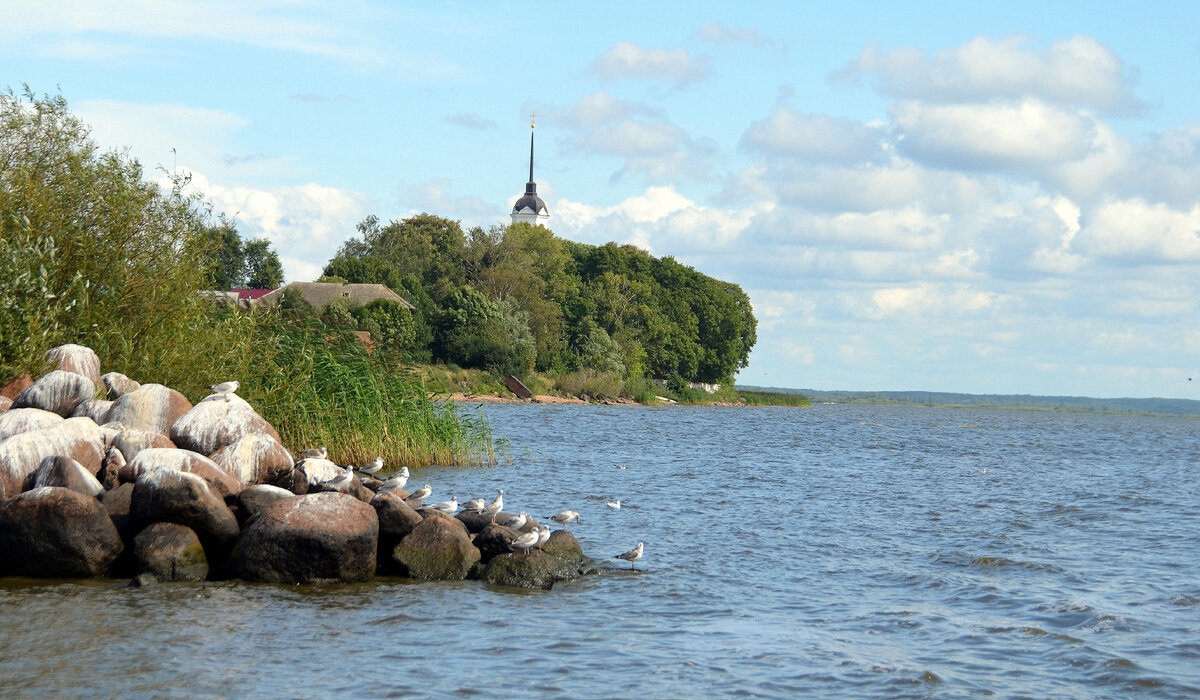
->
xmin=1 ymin=403 xmax=1198 ymax=698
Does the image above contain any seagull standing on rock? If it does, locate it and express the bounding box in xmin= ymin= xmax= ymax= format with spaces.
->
xmin=379 ymin=468 xmax=410 ymax=492
xmin=460 ymin=497 xmax=486 ymax=514
xmin=480 ymin=489 xmax=505 ymax=524
xmin=504 ymin=511 xmax=528 ymax=530
xmin=209 ymin=380 xmax=239 ymax=402
xmin=509 ymin=530 xmax=539 ymax=555
xmin=534 ymin=523 xmax=551 ymax=550
xmin=329 ymin=466 xmax=356 ymax=491
xmin=546 ymin=510 xmax=581 ymax=529
xmin=357 ymin=457 xmax=383 ymax=476
xmin=407 ymin=484 xmax=432 ymax=502
xmin=299 ymin=446 xmax=327 ymax=460
xmin=615 ymin=542 xmax=644 ymax=570
xmin=428 ymin=496 xmax=459 ymax=515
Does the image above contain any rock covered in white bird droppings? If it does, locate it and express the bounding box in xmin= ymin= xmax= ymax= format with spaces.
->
xmin=107 ymin=384 xmax=192 ymax=437
xmin=112 ymin=428 xmax=176 ymax=464
xmin=100 ymin=372 xmax=140 ymax=401
xmin=169 ymin=393 xmax=281 ymax=458
xmin=0 ymin=423 xmax=105 ymax=499
xmin=0 ymin=407 xmax=64 ymax=443
xmin=211 ymin=433 xmax=294 ymax=485
xmin=12 ymin=370 xmax=96 ymax=418
xmin=297 ymin=457 xmax=343 ymax=484
xmin=29 ymin=455 xmax=104 ymax=498
xmin=123 ymin=447 xmax=243 ymax=498
xmin=45 ymin=344 xmax=102 ymax=387
xmin=71 ymin=398 xmax=113 ymax=424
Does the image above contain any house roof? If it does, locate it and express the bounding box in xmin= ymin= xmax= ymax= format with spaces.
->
xmin=230 ymin=288 xmax=274 ymax=301
xmin=255 ymin=282 xmax=415 ymax=310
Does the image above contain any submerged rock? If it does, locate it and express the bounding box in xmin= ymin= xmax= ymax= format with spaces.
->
xmin=227 ymin=492 xmax=378 ymax=584
xmin=133 ymin=522 xmax=209 ymax=582
xmin=12 ymin=370 xmax=95 ymax=418
xmin=0 ymin=486 xmax=123 ymax=578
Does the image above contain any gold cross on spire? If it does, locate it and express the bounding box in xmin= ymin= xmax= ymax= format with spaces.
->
xmin=531 ymin=111 xmax=536 ymax=130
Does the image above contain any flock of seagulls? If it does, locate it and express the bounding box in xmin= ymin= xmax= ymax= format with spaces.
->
xmin=290 ymin=446 xmax=645 ymax=572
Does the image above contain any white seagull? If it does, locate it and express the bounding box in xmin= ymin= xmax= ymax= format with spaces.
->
xmin=460 ymin=497 xmax=486 ymax=514
xmin=357 ymin=456 xmax=383 ymax=476
xmin=504 ymin=511 xmax=528 ymax=530
xmin=407 ymin=484 xmax=432 ymax=502
xmin=509 ymin=529 xmax=539 ymax=555
xmin=209 ymin=380 xmax=239 ymax=402
xmin=298 ymin=446 xmax=327 ymax=460
xmin=480 ymin=489 xmax=505 ymax=524
xmin=615 ymin=542 xmax=644 ymax=570
xmin=428 ymin=496 xmax=459 ymax=514
xmin=605 ymin=500 xmax=622 ymax=509
xmin=546 ymin=510 xmax=581 ymax=528
xmin=329 ymin=466 xmax=356 ymax=490
xmin=534 ymin=523 xmax=551 ymax=549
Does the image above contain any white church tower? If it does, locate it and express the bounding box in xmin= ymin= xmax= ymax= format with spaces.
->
xmin=511 ymin=118 xmax=550 ymax=226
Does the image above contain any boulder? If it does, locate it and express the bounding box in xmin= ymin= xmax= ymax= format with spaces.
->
xmin=371 ymin=491 xmax=424 ymax=556
xmin=112 ymin=428 xmax=176 ymax=464
xmin=169 ymin=394 xmax=280 ymax=457
xmin=0 ymin=396 xmax=10 ymax=414
xmin=45 ymin=344 xmax=101 ymax=387
xmin=101 ymin=482 xmax=136 ymax=543
xmin=211 ymin=433 xmax=294 ymax=485
xmin=129 ymin=470 xmax=239 ymax=555
xmin=391 ymin=516 xmax=480 ymax=581
xmin=27 ymin=455 xmax=104 ymax=498
xmin=0 ymin=486 xmax=123 ymax=578
xmin=71 ymin=398 xmax=113 ymax=425
xmin=542 ymin=529 xmax=585 ymax=565
xmin=101 ymin=372 xmax=141 ymax=401
xmin=234 ymin=484 xmax=295 ymax=527
xmin=98 ymin=446 xmax=126 ymax=490
xmin=473 ymin=523 xmax=522 ymax=564
xmin=296 ymin=457 xmax=342 ymax=484
xmin=133 ymin=522 xmax=209 ymax=582
xmin=268 ymin=465 xmax=309 ymax=495
xmin=1 ymin=374 xmax=32 ymax=402
xmin=457 ymin=509 xmax=504 ymax=534
xmin=11 ymin=370 xmax=95 ymax=418
xmin=0 ymin=407 xmax=64 ymax=442
xmin=0 ymin=424 xmax=105 ymax=499
xmin=123 ymin=447 xmax=242 ymax=498
xmin=482 ymin=549 xmax=584 ymax=590
xmin=227 ymin=492 xmax=378 ymax=584
xmin=107 ymin=384 xmax=192 ymax=436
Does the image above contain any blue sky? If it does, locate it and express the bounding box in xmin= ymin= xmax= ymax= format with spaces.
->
xmin=5 ymin=1 xmax=1200 ymax=399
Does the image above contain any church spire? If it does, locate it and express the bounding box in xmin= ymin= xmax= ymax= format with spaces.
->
xmin=528 ymin=116 xmax=535 ymax=185
xmin=512 ymin=114 xmax=549 ymax=225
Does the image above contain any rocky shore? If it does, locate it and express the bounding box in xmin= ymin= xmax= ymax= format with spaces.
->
xmin=0 ymin=344 xmax=593 ymax=590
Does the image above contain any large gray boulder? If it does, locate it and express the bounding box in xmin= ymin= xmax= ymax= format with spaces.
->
xmin=211 ymin=433 xmax=294 ymax=485
xmin=0 ymin=407 xmax=64 ymax=442
xmin=481 ymin=529 xmax=585 ymax=590
xmin=371 ymin=491 xmax=424 ymax=557
xmin=0 ymin=424 xmax=105 ymax=499
xmin=45 ymin=344 xmax=102 ymax=387
xmin=123 ymin=447 xmax=242 ymax=498
xmin=12 ymin=370 xmax=95 ymax=418
xmin=169 ymin=394 xmax=281 ymax=457
xmin=234 ymin=484 xmax=295 ymax=527
xmin=101 ymin=372 xmax=140 ymax=401
xmin=133 ymin=522 xmax=209 ymax=582
xmin=129 ymin=469 xmax=239 ymax=555
xmin=227 ymin=492 xmax=378 ymax=584
xmin=107 ymin=383 xmax=192 ymax=436
xmin=0 ymin=486 xmax=123 ymax=578
xmin=112 ymin=428 xmax=176 ymax=464
xmin=391 ymin=515 xmax=480 ymax=581
xmin=71 ymin=398 xmax=113 ymax=425
xmin=28 ymin=455 xmax=104 ymax=498
xmin=472 ymin=523 xmax=522 ymax=564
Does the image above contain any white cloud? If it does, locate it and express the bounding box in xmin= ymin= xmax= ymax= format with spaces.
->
xmin=590 ymin=41 xmax=711 ymax=86
xmin=692 ymin=21 xmax=774 ymax=48
xmin=1073 ymin=199 xmax=1200 ymax=264
xmin=741 ymin=106 xmax=885 ymax=164
xmin=836 ymin=35 xmax=1143 ymax=113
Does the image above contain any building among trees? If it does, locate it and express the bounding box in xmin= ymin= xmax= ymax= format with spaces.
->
xmin=510 ymin=119 xmax=549 ymax=226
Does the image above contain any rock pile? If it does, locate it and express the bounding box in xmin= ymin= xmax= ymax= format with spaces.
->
xmin=0 ymin=344 xmax=590 ymax=589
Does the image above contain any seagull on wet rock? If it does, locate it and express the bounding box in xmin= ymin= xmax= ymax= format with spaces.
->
xmin=504 ymin=511 xmax=528 ymax=530
xmin=460 ymin=497 xmax=486 ymax=514
xmin=407 ymin=484 xmax=432 ymax=502
xmin=509 ymin=529 xmax=539 ymax=555
xmin=615 ymin=542 xmax=644 ymax=570
xmin=480 ymin=489 xmax=505 ymax=524
xmin=546 ymin=510 xmax=580 ymax=528
xmin=534 ymin=523 xmax=551 ymax=549
xmin=357 ymin=456 xmax=383 ymax=476
xmin=428 ymin=496 xmax=459 ymax=515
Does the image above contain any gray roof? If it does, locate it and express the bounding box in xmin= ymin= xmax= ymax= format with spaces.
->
xmin=255 ymin=282 xmax=415 ymax=310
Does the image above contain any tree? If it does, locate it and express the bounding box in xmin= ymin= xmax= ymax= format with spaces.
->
xmin=244 ymin=237 xmax=284 ymax=289
xmin=203 ymin=217 xmax=245 ymax=290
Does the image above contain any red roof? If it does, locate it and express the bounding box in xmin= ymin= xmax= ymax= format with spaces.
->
xmin=230 ymin=288 xmax=274 ymax=300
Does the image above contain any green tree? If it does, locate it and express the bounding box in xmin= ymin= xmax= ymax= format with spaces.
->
xmin=202 ymin=217 xmax=245 ymax=290
xmin=244 ymin=237 xmax=284 ymax=289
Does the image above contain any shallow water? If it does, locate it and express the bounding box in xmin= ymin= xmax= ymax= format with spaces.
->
xmin=2 ymin=404 xmax=1199 ymax=697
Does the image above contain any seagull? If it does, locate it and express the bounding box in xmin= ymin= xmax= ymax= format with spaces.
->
xmin=329 ymin=466 xmax=356 ymax=491
xmin=509 ymin=529 xmax=539 ymax=555
xmin=379 ymin=466 xmax=411 ymax=492
xmin=615 ymin=542 xmax=644 ymax=570
xmin=605 ymin=500 xmax=622 ymax=509
xmin=428 ymin=496 xmax=458 ymax=514
xmin=209 ymin=380 xmax=239 ymax=402
xmin=504 ymin=511 xmax=528 ymax=530
xmin=407 ymin=484 xmax=432 ymax=502
xmin=460 ymin=497 xmax=486 ymax=514
xmin=546 ymin=510 xmax=581 ymax=528
xmin=357 ymin=456 xmax=383 ymax=476
xmin=534 ymin=523 xmax=551 ymax=550
xmin=480 ymin=489 xmax=505 ymax=524
xmin=615 ymin=464 xmax=627 ymax=470
xmin=298 ymin=446 xmax=327 ymax=460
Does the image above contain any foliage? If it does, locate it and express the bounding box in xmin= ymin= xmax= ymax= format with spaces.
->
xmin=198 ymin=217 xmax=283 ymax=290
xmin=243 ymin=237 xmax=284 ymax=289
xmin=350 ymin=298 xmax=430 ymax=362
xmin=553 ymin=368 xmax=624 ymax=400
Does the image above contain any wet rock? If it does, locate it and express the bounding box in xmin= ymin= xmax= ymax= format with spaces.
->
xmin=211 ymin=433 xmax=294 ymax=485
xmin=482 ymin=550 xmax=583 ymax=590
xmin=371 ymin=491 xmax=424 ymax=560
xmin=71 ymin=398 xmax=113 ymax=425
xmin=227 ymin=492 xmax=378 ymax=584
xmin=45 ymin=344 xmax=101 ymax=387
xmin=130 ymin=469 xmax=239 ymax=556
xmin=27 ymin=455 xmax=104 ymax=498
xmin=133 ymin=522 xmax=208 ymax=582
xmin=473 ymin=523 xmax=521 ymax=564
xmin=101 ymin=372 xmax=140 ymax=401
xmin=391 ymin=516 xmax=480 ymax=581
xmin=235 ymin=484 xmax=295 ymax=527
xmin=12 ymin=370 xmax=95 ymax=418
xmin=542 ymin=529 xmax=585 ymax=566
xmin=169 ymin=394 xmax=281 ymax=457
xmin=456 ymin=509 xmax=512 ymax=534
xmin=112 ymin=428 xmax=176 ymax=464
xmin=0 ymin=424 xmax=105 ymax=499
xmin=123 ymin=447 xmax=242 ymax=498
xmin=0 ymin=486 xmax=123 ymax=578
xmin=107 ymin=384 xmax=192 ymax=437
xmin=0 ymin=407 xmax=64 ymax=442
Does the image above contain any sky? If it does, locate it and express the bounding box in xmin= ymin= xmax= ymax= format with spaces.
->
xmin=5 ymin=1 xmax=1200 ymax=399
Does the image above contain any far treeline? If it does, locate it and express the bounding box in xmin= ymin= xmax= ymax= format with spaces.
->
xmin=743 ymin=387 xmax=1200 ymax=417
xmin=305 ymin=213 xmax=757 ymax=400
